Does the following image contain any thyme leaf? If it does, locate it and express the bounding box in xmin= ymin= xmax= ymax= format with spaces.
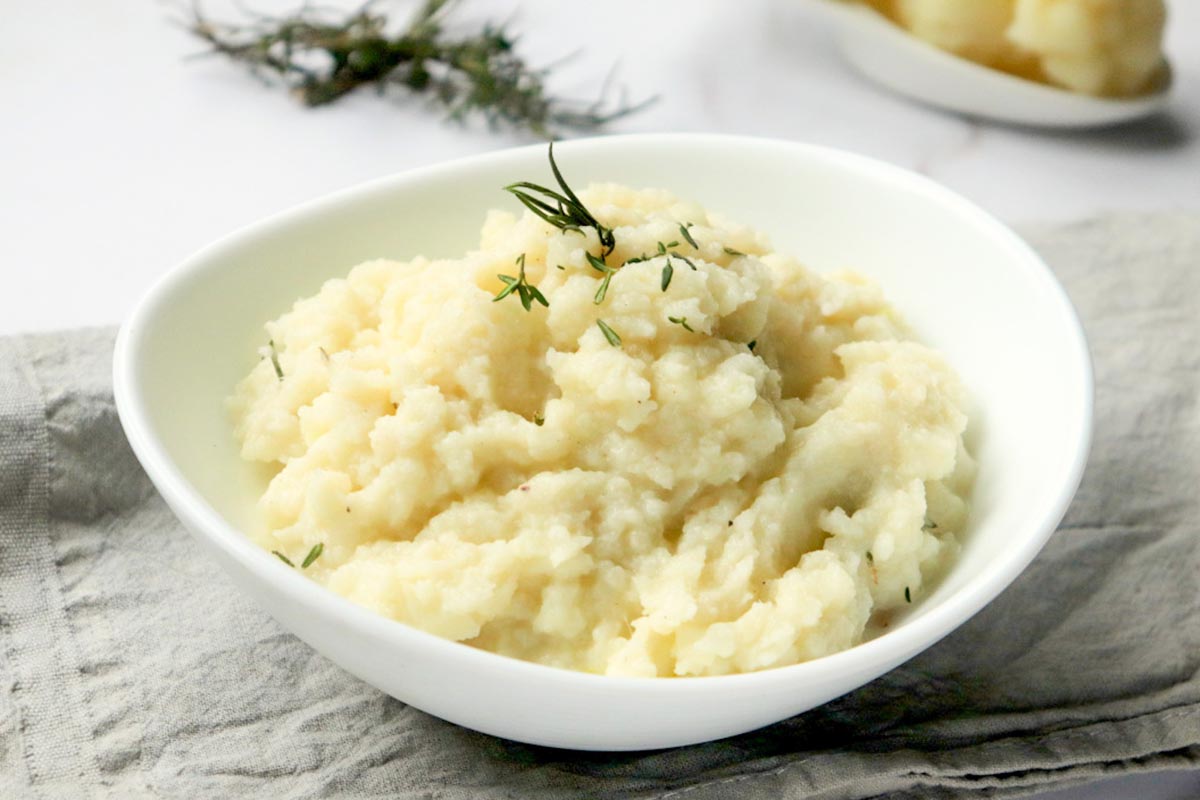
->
xmin=678 ymin=222 xmax=699 ymax=249
xmin=271 ymin=550 xmax=294 ymax=567
xmin=596 ymin=319 xmax=621 ymax=347
xmin=594 ymin=272 xmax=614 ymax=304
xmin=667 ymin=316 xmax=694 ymax=332
xmin=660 ymin=261 xmax=674 ymax=291
xmin=301 ymin=542 xmax=324 ymax=569
xmin=493 ymin=253 xmax=547 ymax=311
xmin=586 ymin=253 xmax=611 ymax=274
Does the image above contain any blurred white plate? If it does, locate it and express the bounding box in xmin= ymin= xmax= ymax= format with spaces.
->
xmin=816 ymin=0 xmax=1172 ymax=128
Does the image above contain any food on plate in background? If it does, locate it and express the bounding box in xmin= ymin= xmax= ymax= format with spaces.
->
xmin=862 ymin=0 xmax=1168 ymax=97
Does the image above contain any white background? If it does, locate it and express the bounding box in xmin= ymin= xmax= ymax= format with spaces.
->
xmin=4 ymin=1 xmax=1199 ymax=796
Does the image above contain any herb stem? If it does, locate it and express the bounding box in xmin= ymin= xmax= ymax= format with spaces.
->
xmin=268 ymin=339 xmax=283 ymax=381
xmin=493 ymin=253 xmax=548 ymax=311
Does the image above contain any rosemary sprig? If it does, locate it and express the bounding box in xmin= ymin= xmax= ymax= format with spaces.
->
xmin=596 ymin=319 xmax=621 ymax=347
xmin=493 ymin=253 xmax=548 ymax=311
xmin=506 ymin=143 xmax=615 ymax=255
xmin=723 ymin=247 xmax=745 ymax=257
xmin=272 ymin=550 xmax=294 ymax=567
xmin=182 ymin=0 xmax=651 ymax=137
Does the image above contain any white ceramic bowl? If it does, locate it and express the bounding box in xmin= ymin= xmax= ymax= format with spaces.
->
xmin=816 ymin=0 xmax=1172 ymax=128
xmin=113 ymin=134 xmax=1092 ymax=751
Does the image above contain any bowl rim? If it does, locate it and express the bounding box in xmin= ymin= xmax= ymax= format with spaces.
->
xmin=112 ymin=132 xmax=1094 ymax=694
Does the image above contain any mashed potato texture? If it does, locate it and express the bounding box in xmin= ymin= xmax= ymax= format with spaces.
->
xmin=865 ymin=0 xmax=1167 ymax=97
xmin=231 ymin=183 xmax=974 ymax=677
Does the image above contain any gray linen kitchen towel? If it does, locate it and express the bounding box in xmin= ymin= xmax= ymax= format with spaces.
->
xmin=1 ymin=213 xmax=1198 ymax=800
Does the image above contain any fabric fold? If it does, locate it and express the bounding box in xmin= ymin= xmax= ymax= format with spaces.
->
xmin=0 ymin=213 xmax=1197 ymax=799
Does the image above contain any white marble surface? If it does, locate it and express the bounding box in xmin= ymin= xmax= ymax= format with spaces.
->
xmin=5 ymin=0 xmax=1200 ymax=336
xmin=4 ymin=1 xmax=1199 ymax=796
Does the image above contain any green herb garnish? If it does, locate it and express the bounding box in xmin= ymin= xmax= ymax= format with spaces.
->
xmin=596 ymin=319 xmax=621 ymax=347
xmin=904 ymin=586 xmax=912 ymax=603
xmin=660 ymin=261 xmax=674 ymax=291
xmin=493 ymin=253 xmax=548 ymax=311
xmin=182 ymin=0 xmax=650 ymax=137
xmin=678 ymin=222 xmax=699 ymax=249
xmin=506 ymin=143 xmax=615 ymax=255
xmin=301 ymin=543 xmax=324 ymax=569
xmin=268 ymin=339 xmax=284 ymax=381
xmin=668 ymin=316 xmax=694 ymax=332
xmin=271 ymin=550 xmax=294 ymax=567
xmin=594 ymin=273 xmax=614 ymax=304
xmin=748 ymin=340 xmax=757 ymax=352
xmin=723 ymin=247 xmax=745 ymax=257
xmin=533 ymin=413 xmax=545 ymax=426
xmin=585 ymin=253 xmax=617 ymax=304
xmin=865 ymin=551 xmax=874 ymax=564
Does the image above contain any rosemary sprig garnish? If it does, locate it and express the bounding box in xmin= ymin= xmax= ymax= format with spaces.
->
xmin=678 ymin=222 xmax=699 ymax=249
xmin=596 ymin=319 xmax=621 ymax=347
xmin=506 ymin=143 xmax=615 ymax=255
xmin=723 ymin=247 xmax=745 ymax=257
xmin=667 ymin=316 xmax=694 ymax=332
xmin=493 ymin=253 xmax=548 ymax=311
xmin=268 ymin=339 xmax=284 ymax=380
xmin=182 ymin=0 xmax=650 ymax=137
xmin=272 ymin=550 xmax=294 ymax=567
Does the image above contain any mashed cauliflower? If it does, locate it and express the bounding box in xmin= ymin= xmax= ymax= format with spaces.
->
xmin=231 ymin=180 xmax=974 ymax=677
xmin=864 ymin=0 xmax=1168 ymax=97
